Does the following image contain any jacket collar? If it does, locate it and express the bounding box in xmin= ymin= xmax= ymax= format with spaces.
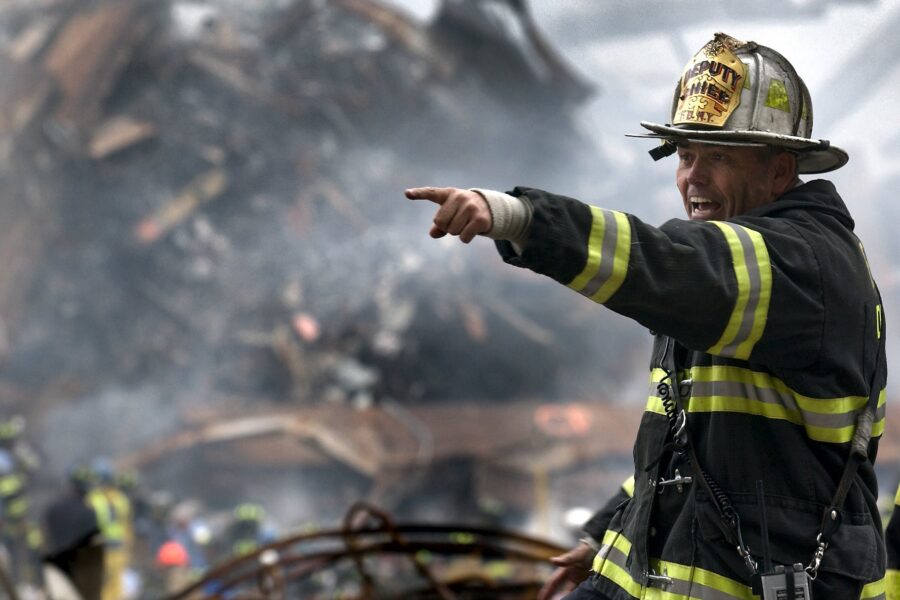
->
xmin=743 ymin=179 xmax=855 ymax=230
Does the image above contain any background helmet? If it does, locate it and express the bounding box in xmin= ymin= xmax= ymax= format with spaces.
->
xmin=234 ymin=502 xmax=265 ymax=522
xmin=0 ymin=415 xmax=25 ymax=443
xmin=634 ymin=32 xmax=847 ymax=174
xmin=91 ymin=455 xmax=116 ymax=484
xmin=67 ymin=462 xmax=96 ymax=494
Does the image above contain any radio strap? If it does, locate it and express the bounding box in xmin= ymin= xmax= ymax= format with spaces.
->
xmin=808 ymin=322 xmax=885 ymax=579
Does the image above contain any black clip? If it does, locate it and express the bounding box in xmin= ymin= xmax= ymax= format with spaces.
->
xmin=648 ymin=140 xmax=677 ymax=161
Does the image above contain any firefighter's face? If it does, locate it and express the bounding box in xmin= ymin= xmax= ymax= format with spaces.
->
xmin=675 ymin=142 xmax=791 ymax=221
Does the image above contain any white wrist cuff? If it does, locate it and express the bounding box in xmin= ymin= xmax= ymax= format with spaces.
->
xmin=470 ymin=188 xmax=533 ymax=247
xmin=579 ymin=536 xmax=601 ymax=552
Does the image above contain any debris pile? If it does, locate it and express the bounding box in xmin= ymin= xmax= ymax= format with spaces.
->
xmin=0 ymin=0 xmax=650 ymax=545
xmin=0 ymin=0 xmax=641 ymax=424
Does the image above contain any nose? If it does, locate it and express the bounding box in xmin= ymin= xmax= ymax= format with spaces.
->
xmin=684 ymin=158 xmax=710 ymax=186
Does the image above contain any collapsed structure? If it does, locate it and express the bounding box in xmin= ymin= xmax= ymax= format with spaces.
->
xmin=0 ymin=0 xmax=644 ymax=559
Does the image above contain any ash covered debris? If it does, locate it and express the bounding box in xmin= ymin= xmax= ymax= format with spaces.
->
xmin=0 ymin=0 xmax=632 ymax=411
xmin=0 ymin=0 xmax=649 ymax=557
xmin=0 ymin=2 xmax=666 ymax=595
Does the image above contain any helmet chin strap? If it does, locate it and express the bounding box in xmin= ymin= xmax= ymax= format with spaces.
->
xmin=649 ymin=140 xmax=677 ymax=161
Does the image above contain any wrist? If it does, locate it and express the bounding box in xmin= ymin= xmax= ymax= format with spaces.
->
xmin=470 ymin=188 xmax=532 ymax=245
xmin=579 ymin=536 xmax=600 ymax=552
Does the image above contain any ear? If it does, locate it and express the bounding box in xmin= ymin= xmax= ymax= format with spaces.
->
xmin=770 ymin=151 xmax=798 ymax=198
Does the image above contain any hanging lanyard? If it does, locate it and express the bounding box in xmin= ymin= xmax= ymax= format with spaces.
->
xmin=659 ymin=336 xmax=757 ymax=575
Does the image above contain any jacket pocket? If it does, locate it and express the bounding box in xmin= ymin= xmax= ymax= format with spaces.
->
xmin=695 ymin=493 xmax=882 ymax=583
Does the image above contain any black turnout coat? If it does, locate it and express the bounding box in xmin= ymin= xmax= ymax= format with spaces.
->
xmin=497 ymin=180 xmax=887 ymax=599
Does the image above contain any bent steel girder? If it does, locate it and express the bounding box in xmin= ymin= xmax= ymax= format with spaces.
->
xmin=168 ymin=503 xmax=566 ymax=600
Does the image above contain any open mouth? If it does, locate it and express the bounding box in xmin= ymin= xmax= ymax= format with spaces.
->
xmin=690 ymin=197 xmax=722 ymax=220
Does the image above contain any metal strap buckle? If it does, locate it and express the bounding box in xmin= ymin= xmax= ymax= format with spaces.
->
xmin=646 ymin=568 xmax=673 ymax=588
xmin=805 ymin=534 xmax=828 ymax=580
xmin=658 ymin=469 xmax=692 ymax=493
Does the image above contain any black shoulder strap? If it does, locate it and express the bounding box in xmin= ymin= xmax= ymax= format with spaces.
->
xmin=818 ymin=324 xmax=885 ymax=545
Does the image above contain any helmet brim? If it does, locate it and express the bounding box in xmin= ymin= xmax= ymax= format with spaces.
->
xmin=630 ymin=121 xmax=848 ymax=174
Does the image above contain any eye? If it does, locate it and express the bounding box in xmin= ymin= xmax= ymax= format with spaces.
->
xmin=710 ymin=151 xmax=726 ymax=162
xmin=677 ymin=152 xmax=693 ymax=165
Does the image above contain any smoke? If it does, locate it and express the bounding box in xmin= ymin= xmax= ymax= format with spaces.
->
xmin=0 ymin=0 xmax=657 ymax=534
xmin=8 ymin=0 xmax=898 ymax=540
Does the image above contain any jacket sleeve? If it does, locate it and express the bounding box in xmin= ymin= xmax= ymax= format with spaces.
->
xmin=582 ymin=475 xmax=634 ymax=542
xmin=495 ymin=187 xmax=824 ymax=367
xmin=887 ymin=482 xmax=900 ymax=600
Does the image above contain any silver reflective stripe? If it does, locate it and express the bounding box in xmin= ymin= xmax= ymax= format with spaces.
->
xmin=580 ymin=210 xmax=619 ymax=298
xmin=645 ymin=367 xmax=887 ymax=444
xmin=707 ymin=222 xmax=772 ymax=360
xmin=595 ymin=537 xmax=628 ymax=570
xmin=876 ymin=401 xmax=886 ymax=423
xmin=690 ymin=380 xmax=857 ymax=429
xmin=567 ymin=207 xmax=630 ymax=303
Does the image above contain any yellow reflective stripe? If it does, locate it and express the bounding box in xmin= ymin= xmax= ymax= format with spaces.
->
xmin=0 ymin=474 xmax=23 ymax=496
xmin=649 ymin=558 xmax=754 ymax=599
xmin=568 ymin=206 xmax=605 ymax=291
xmin=605 ymin=527 xmax=631 ymax=554
xmin=654 ymin=366 xmax=879 ymax=416
xmin=592 ymin=530 xmax=641 ymax=597
xmin=694 ymin=366 xmax=867 ymax=415
xmin=27 ymin=526 xmax=43 ymax=549
xmin=707 ymin=223 xmax=751 ymax=356
xmin=860 ymin=241 xmax=876 ymax=290
xmin=598 ymin=559 xmax=643 ymax=598
xmin=88 ymin=490 xmax=127 ymax=543
xmin=621 ymin=475 xmax=635 ymax=498
xmin=689 ymin=394 xmax=798 ymax=421
xmin=593 ymin=211 xmax=631 ymax=303
xmin=592 ymin=528 xmax=631 ymax=572
xmin=707 ymin=223 xmax=771 ymax=360
xmin=863 ymin=576 xmax=886 ymax=600
xmin=742 ymin=226 xmax=772 ymax=357
xmin=886 ymin=570 xmax=900 ymax=600
xmin=6 ymin=496 xmax=27 ymax=517
xmin=645 ymin=368 xmax=669 ymax=415
xmin=647 ymin=367 xmax=886 ymax=444
xmin=894 ymin=483 xmax=900 ymax=507
xmin=233 ymin=539 xmax=259 ymax=556
xmin=593 ymin=530 xmax=757 ymax=599
xmin=877 ymin=304 xmax=883 ymax=340
xmin=567 ymin=207 xmax=631 ymax=303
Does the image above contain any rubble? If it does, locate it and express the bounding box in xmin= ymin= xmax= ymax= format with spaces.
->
xmin=0 ymin=0 xmax=614 ymax=438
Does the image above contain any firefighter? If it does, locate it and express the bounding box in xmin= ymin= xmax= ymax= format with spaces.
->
xmin=226 ymin=503 xmax=274 ymax=558
xmin=42 ymin=464 xmax=104 ymax=600
xmin=86 ymin=457 xmax=133 ymax=600
xmin=886 ymin=481 xmax=900 ymax=600
xmin=115 ymin=469 xmax=153 ymax=583
xmin=0 ymin=414 xmax=41 ymax=585
xmin=408 ymin=32 xmax=886 ymax=599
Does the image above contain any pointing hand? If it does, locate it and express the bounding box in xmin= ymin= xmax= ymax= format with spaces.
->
xmin=405 ymin=187 xmax=493 ymax=244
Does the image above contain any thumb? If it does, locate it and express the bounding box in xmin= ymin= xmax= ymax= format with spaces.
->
xmin=549 ymin=552 xmax=576 ymax=567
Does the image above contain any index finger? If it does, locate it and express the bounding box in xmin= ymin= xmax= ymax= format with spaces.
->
xmin=404 ymin=186 xmax=454 ymax=204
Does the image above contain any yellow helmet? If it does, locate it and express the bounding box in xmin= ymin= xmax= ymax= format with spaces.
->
xmin=234 ymin=502 xmax=265 ymax=522
xmin=0 ymin=415 xmax=24 ymax=441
